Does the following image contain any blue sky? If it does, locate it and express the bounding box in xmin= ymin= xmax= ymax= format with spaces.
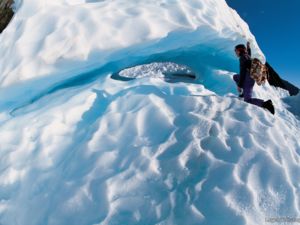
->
xmin=226 ymin=0 xmax=300 ymax=87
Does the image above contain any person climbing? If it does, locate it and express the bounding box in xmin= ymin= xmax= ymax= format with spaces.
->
xmin=233 ymin=42 xmax=275 ymax=114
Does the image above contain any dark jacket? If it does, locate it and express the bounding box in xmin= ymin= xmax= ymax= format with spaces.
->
xmin=238 ymin=51 xmax=252 ymax=88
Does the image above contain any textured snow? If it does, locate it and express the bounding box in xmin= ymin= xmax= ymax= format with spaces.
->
xmin=118 ymin=62 xmax=194 ymax=79
xmin=0 ymin=0 xmax=300 ymax=225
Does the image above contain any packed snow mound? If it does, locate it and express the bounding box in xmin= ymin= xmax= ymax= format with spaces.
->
xmin=0 ymin=0 xmax=300 ymax=225
xmin=1 ymin=75 xmax=300 ymax=225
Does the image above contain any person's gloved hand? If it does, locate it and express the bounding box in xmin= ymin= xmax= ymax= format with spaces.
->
xmin=237 ymin=86 xmax=242 ymax=93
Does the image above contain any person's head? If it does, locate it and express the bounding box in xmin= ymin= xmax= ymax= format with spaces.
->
xmin=234 ymin=44 xmax=246 ymax=57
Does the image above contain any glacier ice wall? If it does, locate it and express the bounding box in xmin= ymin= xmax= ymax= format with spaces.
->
xmin=0 ymin=0 xmax=265 ymax=107
xmin=0 ymin=0 xmax=300 ymax=225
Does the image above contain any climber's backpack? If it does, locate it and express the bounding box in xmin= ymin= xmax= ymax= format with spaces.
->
xmin=250 ymin=58 xmax=268 ymax=85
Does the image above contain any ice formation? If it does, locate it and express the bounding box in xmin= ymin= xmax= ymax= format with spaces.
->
xmin=0 ymin=0 xmax=299 ymax=224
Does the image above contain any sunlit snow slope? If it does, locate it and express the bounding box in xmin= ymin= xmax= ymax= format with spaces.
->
xmin=0 ymin=0 xmax=300 ymax=225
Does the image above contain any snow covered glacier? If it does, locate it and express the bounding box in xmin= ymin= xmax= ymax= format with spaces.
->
xmin=0 ymin=0 xmax=300 ymax=224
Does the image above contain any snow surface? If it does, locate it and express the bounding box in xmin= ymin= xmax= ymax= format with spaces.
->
xmin=0 ymin=0 xmax=300 ymax=225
